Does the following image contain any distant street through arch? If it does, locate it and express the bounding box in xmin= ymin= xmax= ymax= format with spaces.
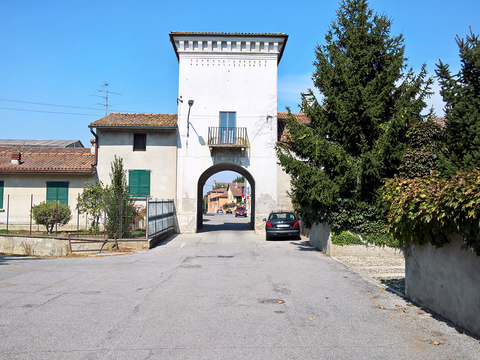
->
xmin=197 ymin=163 xmax=255 ymax=231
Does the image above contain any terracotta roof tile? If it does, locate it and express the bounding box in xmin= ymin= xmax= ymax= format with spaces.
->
xmin=89 ymin=113 xmax=177 ymax=128
xmin=277 ymin=112 xmax=310 ymax=125
xmin=277 ymin=112 xmax=311 ymax=142
xmin=229 ymin=182 xmax=244 ymax=198
xmin=0 ymin=146 xmax=95 ymax=174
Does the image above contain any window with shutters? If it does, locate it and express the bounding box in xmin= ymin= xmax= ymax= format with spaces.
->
xmin=0 ymin=181 xmax=4 ymax=209
xmin=129 ymin=170 xmax=150 ymax=197
xmin=46 ymin=181 xmax=69 ymax=205
xmin=134 ymin=133 xmax=146 ymax=151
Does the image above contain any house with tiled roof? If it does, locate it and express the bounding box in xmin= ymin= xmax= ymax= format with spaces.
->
xmin=206 ymin=188 xmax=228 ymax=213
xmin=227 ymin=182 xmax=244 ymax=204
xmin=88 ymin=113 xmax=178 ymax=203
xmin=0 ymin=143 xmax=95 ymax=229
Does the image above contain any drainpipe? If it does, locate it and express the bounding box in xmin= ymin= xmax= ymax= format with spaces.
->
xmin=90 ymin=128 xmax=98 ymax=167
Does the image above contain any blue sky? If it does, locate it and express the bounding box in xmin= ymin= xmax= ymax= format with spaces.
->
xmin=1 ymin=0 xmax=479 ymax=185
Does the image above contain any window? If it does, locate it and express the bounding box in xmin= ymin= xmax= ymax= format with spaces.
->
xmin=0 ymin=181 xmax=4 ymax=209
xmin=46 ymin=181 xmax=69 ymax=205
xmin=134 ymin=133 xmax=146 ymax=151
xmin=129 ymin=170 xmax=151 ymax=197
xmin=220 ymin=112 xmax=236 ymax=144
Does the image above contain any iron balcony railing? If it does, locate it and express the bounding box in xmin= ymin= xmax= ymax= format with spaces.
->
xmin=208 ymin=127 xmax=248 ymax=148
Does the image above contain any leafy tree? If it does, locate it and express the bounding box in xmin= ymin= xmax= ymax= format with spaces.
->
xmin=232 ymin=175 xmax=245 ymax=183
xmin=76 ymin=180 xmax=106 ymax=233
xmin=32 ymin=201 xmax=72 ymax=234
xmin=436 ymin=29 xmax=480 ymax=177
xmin=276 ymin=0 xmax=433 ymax=243
xmin=398 ymin=119 xmax=445 ymax=178
xmin=105 ymin=156 xmax=137 ymax=238
xmin=214 ymin=183 xmax=226 ymax=190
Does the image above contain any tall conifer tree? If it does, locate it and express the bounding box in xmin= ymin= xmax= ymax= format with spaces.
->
xmin=277 ymin=0 xmax=432 ymax=236
xmin=436 ymin=29 xmax=480 ymax=177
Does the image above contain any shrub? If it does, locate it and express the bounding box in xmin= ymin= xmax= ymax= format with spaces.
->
xmin=32 ymin=201 xmax=72 ymax=234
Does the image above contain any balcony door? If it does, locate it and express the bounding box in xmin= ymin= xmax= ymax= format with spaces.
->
xmin=220 ymin=112 xmax=236 ymax=144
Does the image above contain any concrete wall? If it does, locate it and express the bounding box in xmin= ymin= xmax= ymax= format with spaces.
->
xmin=0 ymin=173 xmax=94 ymax=230
xmin=308 ymin=222 xmax=332 ymax=255
xmin=405 ymin=236 xmax=480 ymax=336
xmin=276 ymin=163 xmax=293 ymax=212
xmin=308 ymin=222 xmax=403 ymax=257
xmin=173 ymin=34 xmax=287 ymax=233
xmin=0 ymin=234 xmax=149 ymax=257
xmin=96 ymin=129 xmax=177 ymax=201
xmin=0 ymin=234 xmax=71 ymax=257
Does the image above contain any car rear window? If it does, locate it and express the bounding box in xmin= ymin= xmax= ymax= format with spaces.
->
xmin=237 ymin=207 xmax=245 ymax=211
xmin=269 ymin=212 xmax=296 ymax=220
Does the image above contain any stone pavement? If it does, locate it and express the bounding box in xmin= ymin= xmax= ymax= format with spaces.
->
xmin=0 ymin=215 xmax=479 ymax=359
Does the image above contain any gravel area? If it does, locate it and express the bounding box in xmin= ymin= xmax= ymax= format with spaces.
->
xmin=335 ymin=255 xmax=406 ymax=294
xmin=335 ymin=255 xmax=405 ymax=267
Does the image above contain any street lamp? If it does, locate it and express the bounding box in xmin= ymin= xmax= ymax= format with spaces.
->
xmin=187 ymin=100 xmax=194 ymax=137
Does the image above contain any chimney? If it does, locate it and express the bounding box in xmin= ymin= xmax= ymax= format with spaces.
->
xmin=11 ymin=152 xmax=21 ymax=165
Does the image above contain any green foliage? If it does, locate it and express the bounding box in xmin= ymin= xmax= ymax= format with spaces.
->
xmin=383 ymin=170 xmax=480 ymax=256
xmin=436 ymin=29 xmax=480 ymax=177
xmin=276 ymin=0 xmax=432 ymax=244
xmin=232 ymin=175 xmax=245 ymax=183
xmin=331 ymin=230 xmax=364 ymax=245
xmin=214 ymin=183 xmax=226 ymax=190
xmin=76 ymin=180 xmax=106 ymax=233
xmin=105 ymin=156 xmax=137 ymax=238
xmin=398 ymin=119 xmax=445 ymax=178
xmin=32 ymin=201 xmax=72 ymax=234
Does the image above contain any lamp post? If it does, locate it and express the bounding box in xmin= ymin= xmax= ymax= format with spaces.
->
xmin=187 ymin=100 xmax=194 ymax=137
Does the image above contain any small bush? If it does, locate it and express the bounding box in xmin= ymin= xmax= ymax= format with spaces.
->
xmin=31 ymin=201 xmax=72 ymax=234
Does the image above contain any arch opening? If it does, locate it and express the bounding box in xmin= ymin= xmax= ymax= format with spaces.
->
xmin=197 ymin=163 xmax=255 ymax=231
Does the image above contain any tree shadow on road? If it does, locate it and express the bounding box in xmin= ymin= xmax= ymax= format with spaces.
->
xmin=291 ymin=239 xmax=321 ymax=251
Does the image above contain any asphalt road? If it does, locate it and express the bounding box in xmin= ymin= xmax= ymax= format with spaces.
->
xmin=1 ymin=214 xmax=479 ymax=359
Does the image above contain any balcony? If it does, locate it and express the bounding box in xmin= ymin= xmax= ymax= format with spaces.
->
xmin=208 ymin=127 xmax=248 ymax=156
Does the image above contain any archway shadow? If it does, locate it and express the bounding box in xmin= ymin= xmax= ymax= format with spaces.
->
xmin=199 ymin=221 xmax=251 ymax=232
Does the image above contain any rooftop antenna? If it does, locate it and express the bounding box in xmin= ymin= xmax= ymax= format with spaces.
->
xmin=90 ymin=83 xmax=122 ymax=117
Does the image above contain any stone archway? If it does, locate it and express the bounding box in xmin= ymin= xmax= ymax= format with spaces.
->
xmin=197 ymin=163 xmax=255 ymax=231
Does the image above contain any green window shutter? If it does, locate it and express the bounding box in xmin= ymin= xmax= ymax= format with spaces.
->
xmin=129 ymin=171 xmax=139 ymax=195
xmin=46 ymin=182 xmax=69 ymax=205
xmin=129 ymin=170 xmax=150 ymax=197
xmin=140 ymin=170 xmax=150 ymax=197
xmin=0 ymin=181 xmax=4 ymax=209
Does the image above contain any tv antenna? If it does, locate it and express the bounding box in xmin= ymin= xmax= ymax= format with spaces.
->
xmin=90 ymin=83 xmax=122 ymax=116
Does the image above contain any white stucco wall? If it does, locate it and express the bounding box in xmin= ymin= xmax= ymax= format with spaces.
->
xmin=95 ymin=129 xmax=177 ymax=201
xmin=276 ymin=163 xmax=293 ymax=212
xmin=405 ymin=237 xmax=480 ymax=337
xmin=0 ymin=173 xmax=94 ymax=230
xmin=173 ymin=34 xmax=287 ymax=233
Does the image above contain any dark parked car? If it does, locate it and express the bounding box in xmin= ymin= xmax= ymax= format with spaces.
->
xmin=235 ymin=207 xmax=247 ymax=217
xmin=264 ymin=211 xmax=300 ymax=240
xmin=226 ymin=209 xmax=232 ymax=214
